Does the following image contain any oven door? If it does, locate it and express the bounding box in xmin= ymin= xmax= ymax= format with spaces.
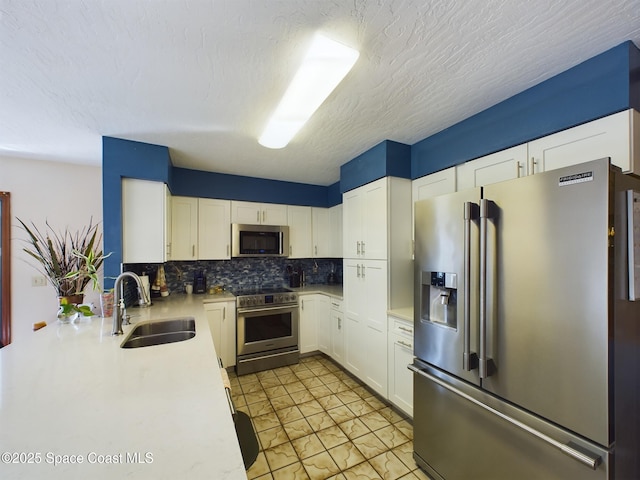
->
xmin=237 ymin=304 xmax=299 ymax=356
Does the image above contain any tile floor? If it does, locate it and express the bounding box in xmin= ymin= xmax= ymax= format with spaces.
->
xmin=228 ymin=354 xmax=431 ymax=480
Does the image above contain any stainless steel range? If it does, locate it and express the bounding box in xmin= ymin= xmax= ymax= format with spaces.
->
xmin=235 ymin=287 xmax=299 ymax=375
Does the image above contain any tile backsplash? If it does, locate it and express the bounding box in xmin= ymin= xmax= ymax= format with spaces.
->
xmin=125 ymin=257 xmax=343 ymax=295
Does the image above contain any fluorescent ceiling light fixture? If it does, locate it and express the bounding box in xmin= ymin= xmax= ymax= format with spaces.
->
xmin=259 ymin=34 xmax=359 ymax=149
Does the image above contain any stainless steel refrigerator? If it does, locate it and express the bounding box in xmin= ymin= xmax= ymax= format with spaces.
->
xmin=411 ymin=158 xmax=640 ymax=480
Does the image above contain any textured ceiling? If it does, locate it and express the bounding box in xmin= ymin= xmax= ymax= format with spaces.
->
xmin=2 ymin=0 xmax=640 ymax=186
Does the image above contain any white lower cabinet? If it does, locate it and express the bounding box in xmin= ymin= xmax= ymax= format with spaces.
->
xmin=299 ymin=294 xmax=319 ymax=354
xmin=387 ymin=315 xmax=414 ymax=417
xmin=316 ymin=295 xmax=331 ymax=355
xmin=329 ymin=299 xmax=344 ymax=365
xmin=204 ymin=301 xmax=236 ymax=368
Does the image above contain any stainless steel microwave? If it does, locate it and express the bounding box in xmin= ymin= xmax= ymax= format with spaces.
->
xmin=231 ymin=224 xmax=289 ymax=257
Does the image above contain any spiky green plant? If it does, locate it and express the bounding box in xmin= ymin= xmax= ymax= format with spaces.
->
xmin=18 ymin=218 xmax=106 ymax=297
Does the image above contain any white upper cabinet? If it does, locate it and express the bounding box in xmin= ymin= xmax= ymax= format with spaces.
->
xmin=122 ymin=178 xmax=170 ymax=264
xmin=198 ymin=198 xmax=231 ymax=260
xmin=287 ymin=205 xmax=313 ymax=259
xmin=456 ymin=144 xmax=528 ymax=191
xmin=412 ymin=166 xmax=456 ymax=201
xmin=528 ymin=109 xmax=640 ymax=175
xmin=231 ymin=201 xmax=288 ymax=225
xmin=343 ymin=177 xmax=388 ymax=260
xmin=171 ymin=196 xmax=199 ymax=261
xmin=328 ymin=204 xmax=343 ymax=258
xmin=312 ymin=207 xmax=330 ymax=258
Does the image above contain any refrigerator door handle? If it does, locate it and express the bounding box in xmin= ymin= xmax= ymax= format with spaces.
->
xmin=463 ymin=201 xmax=479 ymax=371
xmin=409 ymin=364 xmax=602 ymax=471
xmin=479 ymin=199 xmax=496 ymax=378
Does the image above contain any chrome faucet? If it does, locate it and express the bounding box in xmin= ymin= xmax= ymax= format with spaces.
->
xmin=111 ymin=271 xmax=151 ymax=335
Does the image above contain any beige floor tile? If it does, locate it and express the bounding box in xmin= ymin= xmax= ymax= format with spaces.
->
xmin=245 ymin=390 xmax=269 ymax=404
xmin=295 ymin=369 xmax=316 ymax=379
xmin=352 ymin=432 xmax=389 ymax=459
xmin=270 ymin=394 xmax=296 ymax=411
xmin=259 ymin=376 xmax=282 ymax=388
xmin=253 ymin=473 xmax=274 ymax=480
xmin=248 ymin=399 xmax=276 ymax=417
xmin=291 ymin=433 xmax=326 ymax=459
xmin=327 ymin=474 xmax=347 ymax=480
xmin=272 ymin=461 xmax=310 ymax=480
xmin=298 ymin=399 xmax=324 ymax=417
xmin=336 ymin=390 xmax=361 ymax=404
xmin=277 ymin=373 xmax=298 ymax=385
xmin=379 ymin=406 xmax=405 ymax=423
xmin=374 ymin=424 xmax=410 ymax=449
xmin=239 ymin=373 xmax=260 ymax=384
xmin=257 ymin=369 xmax=277 ymax=380
xmin=316 ymin=394 xmax=344 ymax=410
xmin=364 ymin=396 xmax=387 ymax=411
xmin=252 ymin=412 xmax=282 ymax=432
xmin=289 ymin=389 xmax=315 ymax=404
xmin=275 ymin=405 xmax=304 ymax=424
xmin=352 ymin=385 xmax=374 ymax=399
xmin=347 ymin=399 xmax=375 ymax=416
xmin=319 ymin=372 xmax=340 ymax=385
xmin=284 ymin=380 xmax=307 ymax=394
xmin=359 ymin=411 xmax=391 ymax=431
xmin=342 ymin=377 xmax=362 ymax=389
xmin=327 ymin=441 xmax=366 ymax=470
xmin=283 ymin=418 xmax=314 ymax=440
xmin=411 ymin=467 xmax=432 ymax=479
xmin=369 ymin=451 xmax=411 ymax=480
xmin=338 ymin=418 xmax=371 ymax=440
xmin=316 ymin=425 xmax=350 ymax=449
xmin=391 ymin=442 xmax=417 ymax=471
xmin=264 ymin=442 xmax=298 ymax=471
xmin=258 ymin=425 xmax=290 ymax=450
xmin=309 ymin=366 xmax=331 ymax=376
xmin=301 ymin=377 xmax=324 ymax=389
xmin=326 ymin=381 xmax=349 ymax=393
xmin=327 ymin=404 xmax=357 ymax=424
xmin=394 ymin=419 xmax=413 ymax=440
xmin=309 ymin=384 xmax=333 ymax=399
xmin=242 ymin=381 xmax=266 ymax=394
xmin=302 ymin=451 xmax=340 ymax=480
xmin=343 ymin=461 xmax=383 ymax=480
xmin=306 ymin=411 xmax=337 ymax=432
xmin=264 ymin=384 xmax=288 ymax=398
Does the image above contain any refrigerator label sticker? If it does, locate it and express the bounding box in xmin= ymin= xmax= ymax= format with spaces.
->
xmin=558 ymin=171 xmax=593 ymax=186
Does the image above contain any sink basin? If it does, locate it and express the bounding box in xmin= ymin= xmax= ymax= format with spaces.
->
xmin=120 ymin=317 xmax=196 ymax=349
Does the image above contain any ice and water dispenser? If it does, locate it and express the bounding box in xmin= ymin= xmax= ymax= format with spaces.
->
xmin=421 ymin=271 xmax=458 ymax=329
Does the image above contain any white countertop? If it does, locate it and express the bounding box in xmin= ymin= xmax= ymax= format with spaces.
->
xmin=388 ymin=306 xmax=414 ymax=322
xmin=0 ymin=295 xmax=247 ymax=480
xmin=291 ymin=284 xmax=343 ymax=299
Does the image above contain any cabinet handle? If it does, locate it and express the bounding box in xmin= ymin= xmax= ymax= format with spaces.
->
xmin=338 ymin=317 xmax=342 ymax=329
xmin=356 ymin=264 xmax=361 ymax=277
xmin=356 ymin=241 xmax=361 ymax=255
xmin=257 ymin=211 xmax=260 ymax=223
xmin=192 ymin=245 xmax=195 ymax=257
xmin=223 ymin=307 xmax=226 ymax=320
xmin=529 ymin=156 xmax=537 ymax=175
xmin=361 ymin=264 xmax=365 ymax=278
xmin=515 ymin=161 xmax=522 ymax=178
xmin=227 ymin=245 xmax=230 ymax=256
xmin=397 ymin=340 xmax=413 ymax=349
xmin=262 ymin=210 xmax=266 ymax=223
xmin=290 ymin=245 xmax=292 ymax=255
xmin=315 ymin=245 xmax=318 ymax=255
xmin=398 ymin=325 xmax=413 ymax=334
xmin=361 ymin=241 xmax=365 ymax=255
xmin=301 ymin=299 xmax=304 ymax=310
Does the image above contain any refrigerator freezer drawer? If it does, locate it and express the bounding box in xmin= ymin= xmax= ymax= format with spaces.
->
xmin=412 ymin=363 xmax=610 ymax=480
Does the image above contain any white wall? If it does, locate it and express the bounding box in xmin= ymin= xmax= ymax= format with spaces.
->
xmin=0 ymin=156 xmax=102 ymax=345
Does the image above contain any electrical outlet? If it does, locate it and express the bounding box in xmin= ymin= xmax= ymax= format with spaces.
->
xmin=32 ymin=275 xmax=47 ymax=287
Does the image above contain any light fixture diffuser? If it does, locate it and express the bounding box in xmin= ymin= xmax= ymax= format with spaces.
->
xmin=259 ymin=33 xmax=359 ymax=149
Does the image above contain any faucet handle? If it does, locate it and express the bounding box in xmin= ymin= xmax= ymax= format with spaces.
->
xmin=122 ymin=314 xmax=131 ymax=325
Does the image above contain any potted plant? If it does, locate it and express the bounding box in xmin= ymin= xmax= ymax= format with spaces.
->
xmin=18 ymin=218 xmax=108 ymax=321
xmin=65 ymin=247 xmax=113 ymax=318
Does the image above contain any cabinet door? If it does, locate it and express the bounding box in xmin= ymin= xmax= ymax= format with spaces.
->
xmin=362 ymin=260 xmax=388 ymax=396
xmin=328 ymin=204 xmax=343 ymax=258
xmin=312 ymin=207 xmax=330 ymax=258
xmin=198 ymin=199 xmax=231 ymax=260
xmin=122 ymin=178 xmax=168 ymax=263
xmin=205 ymin=302 xmax=235 ymax=368
xmin=316 ymin=295 xmax=331 ymax=355
xmin=262 ymin=203 xmax=288 ymax=226
xmin=288 ymin=206 xmax=313 ymax=258
xmin=330 ymin=300 xmax=344 ymax=365
xmin=412 ymin=167 xmax=456 ymax=201
xmin=456 ymin=144 xmax=528 ymax=191
xmin=231 ymin=201 xmax=261 ymax=224
xmin=344 ymin=260 xmax=366 ymax=376
xmin=388 ymin=328 xmax=414 ymax=417
xmin=362 ymin=178 xmax=388 ymax=260
xmin=171 ymin=196 xmax=199 ymax=260
xmin=299 ymin=295 xmax=318 ymax=354
xmin=528 ymin=109 xmax=636 ymax=174
xmin=342 ymin=189 xmax=362 ymax=258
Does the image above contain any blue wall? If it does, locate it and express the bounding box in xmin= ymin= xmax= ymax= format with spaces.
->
xmin=340 ymin=140 xmax=411 ymax=193
xmin=102 ymin=137 xmax=172 ymax=287
xmin=411 ymin=40 xmax=640 ymax=178
xmin=171 ymin=167 xmax=329 ymax=207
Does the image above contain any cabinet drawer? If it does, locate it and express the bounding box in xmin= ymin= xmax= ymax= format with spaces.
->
xmin=390 ymin=317 xmax=413 ymax=338
xmin=330 ymin=299 xmax=343 ymax=312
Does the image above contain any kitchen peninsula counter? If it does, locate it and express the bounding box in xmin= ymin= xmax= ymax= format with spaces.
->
xmin=0 ymin=295 xmax=246 ymax=480
xmin=290 ymin=284 xmax=343 ymax=299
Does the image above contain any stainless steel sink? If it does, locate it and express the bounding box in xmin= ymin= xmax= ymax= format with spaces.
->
xmin=120 ymin=317 xmax=196 ymax=349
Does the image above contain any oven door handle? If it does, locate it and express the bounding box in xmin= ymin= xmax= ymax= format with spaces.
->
xmin=237 ymin=304 xmax=299 ymax=314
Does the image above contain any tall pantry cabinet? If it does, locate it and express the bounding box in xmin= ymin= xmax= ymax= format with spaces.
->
xmin=342 ymin=176 xmax=412 ymax=397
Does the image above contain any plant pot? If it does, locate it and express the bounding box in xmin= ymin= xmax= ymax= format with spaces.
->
xmin=57 ymin=295 xmax=84 ymax=324
xmin=100 ymin=291 xmax=114 ymax=318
